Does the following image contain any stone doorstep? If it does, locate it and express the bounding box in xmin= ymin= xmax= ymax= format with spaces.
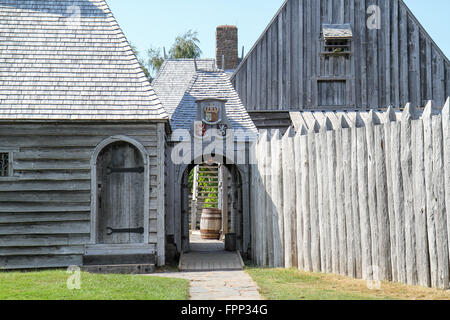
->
xmin=82 ymin=264 xmax=155 ymax=275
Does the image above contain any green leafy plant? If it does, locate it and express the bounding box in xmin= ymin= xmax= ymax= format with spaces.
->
xmin=133 ymin=30 xmax=203 ymax=81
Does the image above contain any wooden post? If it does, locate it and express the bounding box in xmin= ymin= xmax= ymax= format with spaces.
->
xmin=383 ymin=107 xmax=398 ymax=282
xmin=423 ymin=101 xmax=438 ymax=287
xmin=357 ymin=120 xmax=372 ymax=280
xmin=271 ymin=130 xmax=284 ymax=267
xmin=327 ymin=118 xmax=339 ymax=274
xmin=294 ymin=126 xmax=307 ymax=269
xmin=221 ymin=166 xmax=230 ymax=237
xmin=283 ymin=128 xmax=297 ymax=268
xmin=257 ymin=131 xmax=266 ymax=266
xmin=301 ymin=128 xmax=311 ymax=271
xmin=401 ymin=104 xmax=418 ymax=285
xmin=251 ymin=136 xmax=259 ymax=263
xmin=412 ymin=115 xmax=431 ymax=287
xmin=342 ymin=118 xmax=355 ymax=278
xmin=432 ymin=110 xmax=450 ymax=289
xmin=366 ymin=111 xmax=379 ymax=280
xmin=317 ymin=119 xmax=327 ymax=273
xmin=391 ymin=120 xmax=407 ymax=284
xmin=266 ymin=131 xmax=272 ymax=267
xmin=352 ymin=114 xmax=365 ymax=278
xmin=335 ymin=115 xmax=348 ymax=276
xmin=308 ymin=121 xmax=320 ymax=273
xmin=375 ymin=113 xmax=392 ymax=281
xmin=264 ymin=131 xmax=274 ymax=268
xmin=442 ymin=98 xmax=450 ymax=274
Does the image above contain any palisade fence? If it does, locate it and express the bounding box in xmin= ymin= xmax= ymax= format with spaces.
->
xmin=250 ymin=98 xmax=450 ymax=289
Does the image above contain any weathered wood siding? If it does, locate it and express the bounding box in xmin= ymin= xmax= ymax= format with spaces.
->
xmin=0 ymin=123 xmax=163 ymax=269
xmin=232 ymin=0 xmax=450 ymax=111
xmin=250 ymin=99 xmax=450 ymax=289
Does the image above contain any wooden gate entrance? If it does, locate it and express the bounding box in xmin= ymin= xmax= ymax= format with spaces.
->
xmin=96 ymin=141 xmax=145 ymax=244
xmin=180 ymin=162 xmax=244 ymax=253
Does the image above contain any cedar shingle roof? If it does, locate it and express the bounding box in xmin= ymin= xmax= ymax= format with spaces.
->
xmin=152 ymin=59 xmax=257 ymax=133
xmin=0 ymin=0 xmax=168 ymax=120
xmin=152 ymin=59 xmax=216 ymax=117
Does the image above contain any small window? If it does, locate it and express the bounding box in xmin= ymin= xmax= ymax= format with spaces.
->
xmin=0 ymin=152 xmax=10 ymax=177
xmin=322 ymin=24 xmax=352 ymax=57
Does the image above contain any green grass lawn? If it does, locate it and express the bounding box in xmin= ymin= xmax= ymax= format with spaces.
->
xmin=246 ymin=267 xmax=450 ymax=300
xmin=0 ymin=270 xmax=189 ymax=300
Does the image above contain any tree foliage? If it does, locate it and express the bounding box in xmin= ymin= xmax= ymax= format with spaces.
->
xmin=169 ymin=30 xmax=202 ymax=59
xmin=132 ymin=30 xmax=203 ymax=82
xmin=146 ymin=47 xmax=165 ymax=81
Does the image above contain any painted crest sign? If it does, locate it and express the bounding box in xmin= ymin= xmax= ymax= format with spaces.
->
xmin=194 ymin=121 xmax=207 ymax=138
xmin=203 ymin=104 xmax=220 ymax=124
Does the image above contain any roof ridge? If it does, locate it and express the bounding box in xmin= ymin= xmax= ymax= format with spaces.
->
xmin=151 ymin=59 xmax=169 ymax=86
xmin=179 ymin=72 xmax=201 ymax=104
xmin=165 ymin=58 xmax=216 ymax=61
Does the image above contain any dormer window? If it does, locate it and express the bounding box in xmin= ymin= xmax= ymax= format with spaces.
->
xmin=322 ymin=24 xmax=352 ymax=57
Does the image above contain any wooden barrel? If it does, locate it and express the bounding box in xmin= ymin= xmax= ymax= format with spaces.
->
xmin=200 ymin=208 xmax=222 ymax=240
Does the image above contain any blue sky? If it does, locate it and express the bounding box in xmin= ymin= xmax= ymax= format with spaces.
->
xmin=107 ymin=0 xmax=450 ymax=61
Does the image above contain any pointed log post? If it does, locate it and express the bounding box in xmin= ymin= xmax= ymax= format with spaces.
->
xmin=412 ymin=107 xmax=430 ymax=287
xmin=259 ymin=130 xmax=269 ymax=266
xmin=431 ymin=104 xmax=449 ymax=289
xmin=326 ymin=117 xmax=339 ymax=275
xmin=383 ymin=107 xmax=398 ymax=282
xmin=442 ymin=98 xmax=450 ymax=272
xmin=342 ymin=115 xmax=355 ymax=278
xmin=271 ymin=130 xmax=284 ymax=267
xmin=249 ymin=137 xmax=256 ymax=262
xmin=282 ymin=127 xmax=297 ymax=268
xmin=352 ymin=113 xmax=365 ymax=279
xmin=259 ymin=130 xmax=268 ymax=266
xmin=263 ymin=130 xmax=274 ymax=267
xmin=314 ymin=118 xmax=325 ymax=274
xmin=357 ymin=113 xmax=372 ymax=280
xmin=423 ymin=101 xmax=439 ymax=287
xmin=309 ymin=121 xmax=321 ymax=273
xmin=401 ymin=103 xmax=418 ymax=285
xmin=367 ymin=110 xmax=380 ymax=280
xmin=336 ymin=115 xmax=348 ymax=276
xmin=294 ymin=125 xmax=308 ymax=269
xmin=301 ymin=125 xmax=312 ymax=271
xmin=391 ymin=114 xmax=407 ymax=284
xmin=256 ymin=131 xmax=265 ymax=265
xmin=318 ymin=119 xmax=332 ymax=273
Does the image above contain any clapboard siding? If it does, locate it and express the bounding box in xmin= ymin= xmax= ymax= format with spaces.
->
xmin=232 ymin=0 xmax=450 ymax=111
xmin=0 ymin=122 xmax=162 ymax=269
xmin=0 ymin=255 xmax=83 ymax=270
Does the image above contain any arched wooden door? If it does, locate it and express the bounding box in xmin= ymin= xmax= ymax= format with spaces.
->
xmin=96 ymin=141 xmax=145 ymax=244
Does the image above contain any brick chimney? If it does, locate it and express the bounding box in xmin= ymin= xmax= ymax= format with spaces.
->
xmin=216 ymin=25 xmax=238 ymax=70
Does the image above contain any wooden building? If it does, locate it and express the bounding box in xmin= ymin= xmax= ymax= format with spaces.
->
xmin=152 ymin=59 xmax=257 ymax=257
xmin=0 ymin=0 xmax=169 ymax=270
xmin=231 ymin=0 xmax=450 ymax=129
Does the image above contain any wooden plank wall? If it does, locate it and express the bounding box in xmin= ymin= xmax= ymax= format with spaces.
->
xmin=232 ymin=0 xmax=450 ymax=111
xmin=250 ymin=98 xmax=450 ymax=289
xmin=0 ymin=123 xmax=162 ymax=269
